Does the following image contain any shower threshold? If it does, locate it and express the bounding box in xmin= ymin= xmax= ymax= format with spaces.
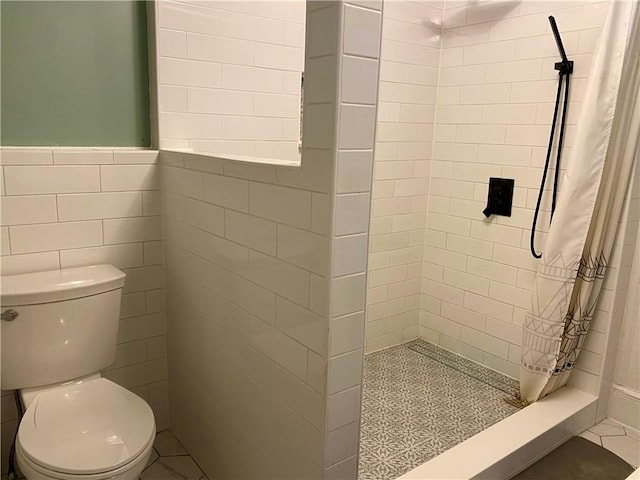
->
xmin=358 ymin=340 xmax=521 ymax=480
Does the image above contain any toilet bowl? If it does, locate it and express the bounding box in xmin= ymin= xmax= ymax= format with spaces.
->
xmin=0 ymin=265 xmax=157 ymax=480
xmin=15 ymin=377 xmax=155 ymax=480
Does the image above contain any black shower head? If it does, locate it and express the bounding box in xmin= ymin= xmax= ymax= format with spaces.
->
xmin=549 ymin=16 xmax=569 ymax=63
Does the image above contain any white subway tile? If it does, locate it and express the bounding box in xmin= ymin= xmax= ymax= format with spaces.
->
xmin=325 ymin=421 xmax=360 ymax=467
xmin=4 ymin=166 xmax=100 ymax=195
xmin=277 ymin=225 xmax=329 ymax=276
xmin=1 ymin=226 xmax=9 ymax=255
xmin=330 ymin=311 xmax=365 ymax=356
xmin=60 ymin=244 xmax=143 ymax=270
xmin=249 ymin=182 xmax=311 ymax=229
xmin=331 ymin=274 xmax=366 ymax=317
xmin=158 ymin=29 xmax=187 ymax=58
xmin=0 ymin=149 xmax=53 ymax=165
xmin=334 ymin=194 xmax=371 ymax=236
xmin=248 ymin=251 xmax=309 ymax=306
xmin=276 ymin=296 xmax=327 ymax=355
xmin=343 ymin=5 xmax=381 ymax=58
xmin=254 ymin=93 xmax=300 ymax=119
xmin=339 ymin=105 xmax=377 ymax=150
xmin=327 ymin=386 xmax=361 ymax=431
xmin=255 ymin=43 xmax=303 ymax=71
xmin=10 ymin=221 xmax=102 ymax=254
xmin=144 ymin=241 xmax=163 ymax=266
xmin=328 ymin=350 xmax=363 ymax=394
xmin=159 ymin=85 xmax=188 ymax=112
xmin=160 ymin=57 xmax=222 ymax=89
xmin=186 ymin=33 xmax=253 ymax=65
xmin=143 ymin=191 xmax=161 ymax=216
xmin=461 ymin=326 xmax=509 ymax=359
xmin=333 ymin=234 xmax=368 ymax=277
xmin=0 ymin=195 xmax=57 ymax=226
xmin=203 ymin=173 xmax=249 ymax=212
xmin=57 ymin=192 xmax=142 ymax=221
xmin=158 ymin=2 xmax=221 ymax=35
xmin=101 ymin=165 xmax=160 ymax=192
xmin=103 ymin=217 xmax=162 ymax=244
xmin=187 ymin=88 xmax=253 ymax=115
xmin=185 ymin=198 xmax=225 ymax=236
xmin=122 ymin=266 xmax=164 ymax=294
xmin=53 ymin=150 xmax=114 ymax=165
xmin=225 ymin=211 xmax=277 ymax=256
xmin=113 ymin=150 xmax=159 ymax=165
xmin=0 ymin=251 xmax=60 ymax=276
xmin=341 ymin=56 xmax=379 ymax=105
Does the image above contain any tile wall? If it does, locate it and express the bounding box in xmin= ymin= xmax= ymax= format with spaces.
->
xmin=606 ymin=163 xmax=640 ymax=428
xmin=419 ymin=0 xmax=613 ymax=378
xmin=365 ymin=1 xmax=441 ymax=353
xmin=161 ymin=2 xmax=382 ymax=478
xmin=0 ymin=148 xmax=167 ymax=470
xmin=326 ymin=1 xmax=383 ymax=477
xmin=156 ymin=0 xmax=306 ymax=162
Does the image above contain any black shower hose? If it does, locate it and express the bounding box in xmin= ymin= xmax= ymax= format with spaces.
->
xmin=530 ymin=70 xmax=571 ymax=259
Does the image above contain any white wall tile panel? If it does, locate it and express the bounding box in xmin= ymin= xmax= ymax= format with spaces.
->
xmin=157 ymin=0 xmax=305 ymax=162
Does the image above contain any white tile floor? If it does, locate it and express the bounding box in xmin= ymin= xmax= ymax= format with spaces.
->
xmin=141 ymin=430 xmax=208 ymax=480
xmin=580 ymin=418 xmax=640 ymax=468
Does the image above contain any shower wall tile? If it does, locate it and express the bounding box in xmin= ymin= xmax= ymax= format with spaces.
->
xmin=0 ymin=148 xmax=167 ymax=473
xmin=156 ymin=0 xmax=305 ymax=162
xmin=366 ymin=0 xmax=441 ymax=354
xmin=325 ymin=1 xmax=382 ymax=474
xmin=421 ymin=0 xmax=612 ymax=377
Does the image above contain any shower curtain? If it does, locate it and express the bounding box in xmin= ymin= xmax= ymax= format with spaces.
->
xmin=520 ymin=0 xmax=640 ymax=403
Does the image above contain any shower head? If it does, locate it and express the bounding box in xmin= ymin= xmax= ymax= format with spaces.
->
xmin=549 ymin=16 xmax=569 ymax=63
xmin=549 ymin=16 xmax=573 ymax=75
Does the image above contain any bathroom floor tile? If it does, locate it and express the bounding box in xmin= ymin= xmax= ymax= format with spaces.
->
xmin=579 ymin=430 xmax=602 ymax=446
xmin=601 ymin=435 xmax=640 ymax=468
xmin=141 ymin=456 xmax=204 ymax=480
xmin=358 ymin=340 xmax=520 ymax=480
xmin=154 ymin=430 xmax=189 ymax=456
xmin=580 ymin=418 xmax=640 ymax=469
xmin=589 ymin=417 xmax=627 ymax=437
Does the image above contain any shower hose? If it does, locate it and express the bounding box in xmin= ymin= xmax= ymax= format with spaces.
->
xmin=530 ymin=16 xmax=574 ymax=259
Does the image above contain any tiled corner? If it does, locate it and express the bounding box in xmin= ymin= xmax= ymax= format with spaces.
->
xmin=141 ymin=430 xmax=208 ymax=480
xmin=580 ymin=418 xmax=640 ymax=468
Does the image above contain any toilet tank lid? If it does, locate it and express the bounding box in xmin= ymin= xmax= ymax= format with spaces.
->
xmin=1 ymin=265 xmax=126 ymax=306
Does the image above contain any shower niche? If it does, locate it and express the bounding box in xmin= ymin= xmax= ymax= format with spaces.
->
xmin=154 ymin=0 xmax=306 ymax=165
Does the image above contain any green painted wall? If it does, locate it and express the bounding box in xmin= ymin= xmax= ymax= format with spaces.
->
xmin=1 ymin=1 xmax=150 ymax=146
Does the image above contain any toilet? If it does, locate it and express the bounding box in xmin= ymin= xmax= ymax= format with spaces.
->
xmin=1 ymin=265 xmax=156 ymax=480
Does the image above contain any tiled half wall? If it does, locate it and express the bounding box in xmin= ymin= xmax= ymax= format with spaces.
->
xmin=161 ymin=1 xmax=383 ymax=479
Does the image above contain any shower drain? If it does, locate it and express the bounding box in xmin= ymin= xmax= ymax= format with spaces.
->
xmin=407 ymin=339 xmax=520 ymax=399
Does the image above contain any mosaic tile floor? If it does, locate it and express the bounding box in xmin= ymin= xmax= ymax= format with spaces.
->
xmin=358 ymin=340 xmax=521 ymax=480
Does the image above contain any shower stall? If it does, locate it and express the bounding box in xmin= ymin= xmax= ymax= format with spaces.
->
xmin=359 ymin=0 xmax=639 ymax=478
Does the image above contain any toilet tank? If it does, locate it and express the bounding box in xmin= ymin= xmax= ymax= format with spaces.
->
xmin=1 ymin=265 xmax=126 ymax=390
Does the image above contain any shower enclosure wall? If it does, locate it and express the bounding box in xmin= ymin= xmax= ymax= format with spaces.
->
xmin=367 ymin=0 xmax=625 ymax=389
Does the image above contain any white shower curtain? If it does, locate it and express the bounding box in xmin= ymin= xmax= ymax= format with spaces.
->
xmin=520 ymin=0 xmax=640 ymax=403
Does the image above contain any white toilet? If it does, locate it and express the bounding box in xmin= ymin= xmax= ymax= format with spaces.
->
xmin=1 ymin=265 xmax=156 ymax=480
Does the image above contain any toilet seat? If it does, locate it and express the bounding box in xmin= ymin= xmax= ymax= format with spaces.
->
xmin=17 ymin=378 xmax=155 ymax=477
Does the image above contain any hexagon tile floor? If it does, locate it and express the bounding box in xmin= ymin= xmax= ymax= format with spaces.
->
xmin=140 ymin=430 xmax=208 ymax=480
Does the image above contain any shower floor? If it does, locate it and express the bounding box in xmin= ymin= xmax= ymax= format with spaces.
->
xmin=358 ymin=340 xmax=521 ymax=480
